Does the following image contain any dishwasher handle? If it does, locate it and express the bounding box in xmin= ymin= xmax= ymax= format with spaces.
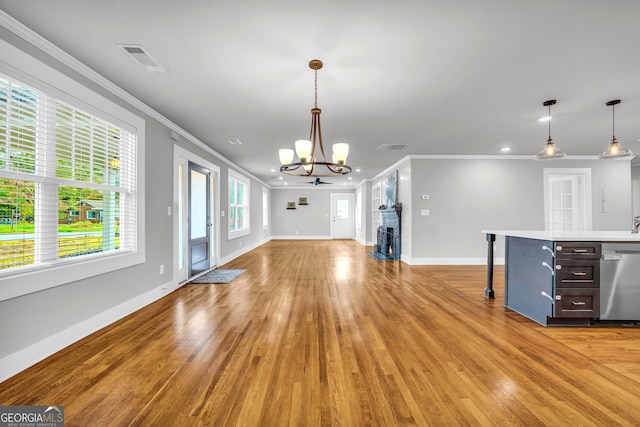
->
xmin=602 ymin=252 xmax=622 ymax=261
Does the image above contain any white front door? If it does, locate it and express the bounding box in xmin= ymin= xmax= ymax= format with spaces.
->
xmin=330 ymin=193 xmax=354 ymax=239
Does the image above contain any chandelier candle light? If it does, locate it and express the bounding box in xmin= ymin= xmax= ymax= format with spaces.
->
xmin=279 ymin=60 xmax=352 ymax=176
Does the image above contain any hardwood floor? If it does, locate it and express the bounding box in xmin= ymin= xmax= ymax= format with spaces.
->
xmin=3 ymin=240 xmax=640 ymax=426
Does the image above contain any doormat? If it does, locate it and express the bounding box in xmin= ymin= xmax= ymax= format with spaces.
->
xmin=366 ymin=252 xmax=394 ymax=261
xmin=188 ymin=269 xmax=246 ymax=284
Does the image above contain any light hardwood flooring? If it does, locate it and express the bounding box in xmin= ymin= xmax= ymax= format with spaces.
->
xmin=3 ymin=240 xmax=640 ymax=426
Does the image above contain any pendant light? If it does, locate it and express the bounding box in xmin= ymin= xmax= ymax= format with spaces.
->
xmin=599 ymin=99 xmax=633 ymax=159
xmin=535 ymin=99 xmax=566 ymax=160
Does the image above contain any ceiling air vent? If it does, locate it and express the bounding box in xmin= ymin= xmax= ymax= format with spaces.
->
xmin=376 ymin=144 xmax=411 ymax=151
xmin=117 ymin=44 xmax=167 ymax=73
xmin=228 ymin=138 xmax=243 ymax=145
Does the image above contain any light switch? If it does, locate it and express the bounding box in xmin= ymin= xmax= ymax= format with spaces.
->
xmin=421 ymin=209 xmax=430 ymax=216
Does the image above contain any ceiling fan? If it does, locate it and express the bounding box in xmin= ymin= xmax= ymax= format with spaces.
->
xmin=305 ymin=177 xmax=332 ymax=185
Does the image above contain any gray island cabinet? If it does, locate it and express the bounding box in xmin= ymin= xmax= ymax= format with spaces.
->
xmin=483 ymin=231 xmax=640 ymax=326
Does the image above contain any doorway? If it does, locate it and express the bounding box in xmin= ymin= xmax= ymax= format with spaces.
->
xmin=330 ymin=193 xmax=354 ymax=239
xmin=543 ymin=168 xmax=592 ymax=232
xmin=174 ymin=146 xmax=220 ymax=284
xmin=188 ymin=162 xmax=213 ymax=276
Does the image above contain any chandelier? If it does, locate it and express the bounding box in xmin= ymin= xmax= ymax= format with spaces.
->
xmin=279 ymin=60 xmax=352 ymax=177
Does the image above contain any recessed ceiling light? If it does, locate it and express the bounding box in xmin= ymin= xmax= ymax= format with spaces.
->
xmin=355 ymin=168 xmax=361 ymax=172
xmin=270 ymin=168 xmax=276 ymax=172
xmin=501 ymin=147 xmax=511 ymax=152
xmin=538 ymin=116 xmax=551 ymax=122
xmin=278 ymin=176 xmax=283 ymax=180
xmin=348 ymin=176 xmax=353 ymax=180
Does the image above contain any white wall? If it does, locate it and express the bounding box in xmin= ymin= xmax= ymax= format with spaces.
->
xmin=407 ymin=157 xmax=633 ymax=264
xmin=353 ymin=180 xmax=373 ymax=245
xmin=270 ymin=188 xmax=354 ymax=238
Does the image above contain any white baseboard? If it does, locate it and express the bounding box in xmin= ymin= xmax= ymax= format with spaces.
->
xmin=403 ymin=257 xmax=505 ymax=266
xmin=269 ymin=235 xmax=332 ymax=240
xmin=0 ymin=279 xmax=177 ymax=383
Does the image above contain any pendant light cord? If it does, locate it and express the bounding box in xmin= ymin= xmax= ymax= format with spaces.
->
xmin=612 ymin=103 xmax=615 ymax=139
xmin=548 ymin=103 xmax=552 ymax=141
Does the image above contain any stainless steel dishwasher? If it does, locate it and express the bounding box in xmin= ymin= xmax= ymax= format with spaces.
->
xmin=600 ymin=243 xmax=640 ymax=320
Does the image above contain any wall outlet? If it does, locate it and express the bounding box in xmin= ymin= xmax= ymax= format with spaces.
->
xmin=421 ymin=194 xmax=430 ymax=200
xmin=167 ymin=206 xmax=172 ymax=216
xmin=421 ymin=209 xmax=430 ymax=216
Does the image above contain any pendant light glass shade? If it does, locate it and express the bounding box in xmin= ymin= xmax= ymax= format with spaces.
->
xmin=599 ymin=100 xmax=633 ymax=159
xmin=535 ymin=100 xmax=566 ymax=160
xmin=535 ymin=138 xmax=566 ymax=160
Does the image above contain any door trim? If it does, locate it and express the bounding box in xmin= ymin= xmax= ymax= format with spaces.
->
xmin=330 ymin=193 xmax=355 ymax=239
xmin=174 ymin=145 xmax=220 ymax=284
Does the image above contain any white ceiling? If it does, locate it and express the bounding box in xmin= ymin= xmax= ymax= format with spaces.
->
xmin=1 ymin=0 xmax=639 ymax=187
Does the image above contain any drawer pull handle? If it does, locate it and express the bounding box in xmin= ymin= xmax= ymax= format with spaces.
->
xmin=571 ymin=301 xmax=586 ymax=306
xmin=572 ymin=249 xmax=589 ymax=253
xmin=571 ymin=272 xmax=587 ymax=277
xmin=542 ymin=245 xmax=555 ymax=257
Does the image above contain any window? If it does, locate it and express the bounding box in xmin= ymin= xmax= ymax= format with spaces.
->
xmin=0 ymin=46 xmax=144 ymax=301
xmin=262 ymin=186 xmax=269 ymax=231
xmin=228 ymin=170 xmax=249 ymax=238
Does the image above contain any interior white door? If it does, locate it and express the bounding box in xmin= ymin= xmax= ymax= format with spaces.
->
xmin=330 ymin=193 xmax=354 ymax=239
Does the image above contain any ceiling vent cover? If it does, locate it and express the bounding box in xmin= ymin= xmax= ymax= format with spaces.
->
xmin=376 ymin=144 xmax=411 ymax=151
xmin=118 ymin=44 xmax=167 ymax=73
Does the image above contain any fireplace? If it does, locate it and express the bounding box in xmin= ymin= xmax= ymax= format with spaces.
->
xmin=375 ymin=207 xmax=401 ymax=260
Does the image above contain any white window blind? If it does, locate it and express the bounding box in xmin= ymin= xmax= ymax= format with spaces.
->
xmin=0 ymin=72 xmax=137 ymax=272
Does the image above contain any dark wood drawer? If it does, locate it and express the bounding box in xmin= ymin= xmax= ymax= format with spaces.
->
xmin=555 ymin=242 xmax=601 ymax=259
xmin=554 ymin=288 xmax=600 ymax=318
xmin=555 ymin=260 xmax=600 ymax=287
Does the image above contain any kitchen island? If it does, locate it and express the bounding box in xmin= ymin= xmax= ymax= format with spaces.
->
xmin=483 ymin=230 xmax=640 ymax=326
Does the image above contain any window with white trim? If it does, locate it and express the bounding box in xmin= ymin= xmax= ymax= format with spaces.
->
xmin=228 ymin=170 xmax=249 ymax=238
xmin=0 ymin=73 xmax=136 ymax=268
xmin=0 ymin=68 xmax=140 ymax=296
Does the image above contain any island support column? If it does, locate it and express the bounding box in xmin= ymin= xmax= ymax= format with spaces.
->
xmin=485 ymin=233 xmax=495 ymax=299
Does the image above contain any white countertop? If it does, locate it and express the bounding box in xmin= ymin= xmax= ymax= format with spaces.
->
xmin=481 ymin=230 xmax=640 ymax=242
